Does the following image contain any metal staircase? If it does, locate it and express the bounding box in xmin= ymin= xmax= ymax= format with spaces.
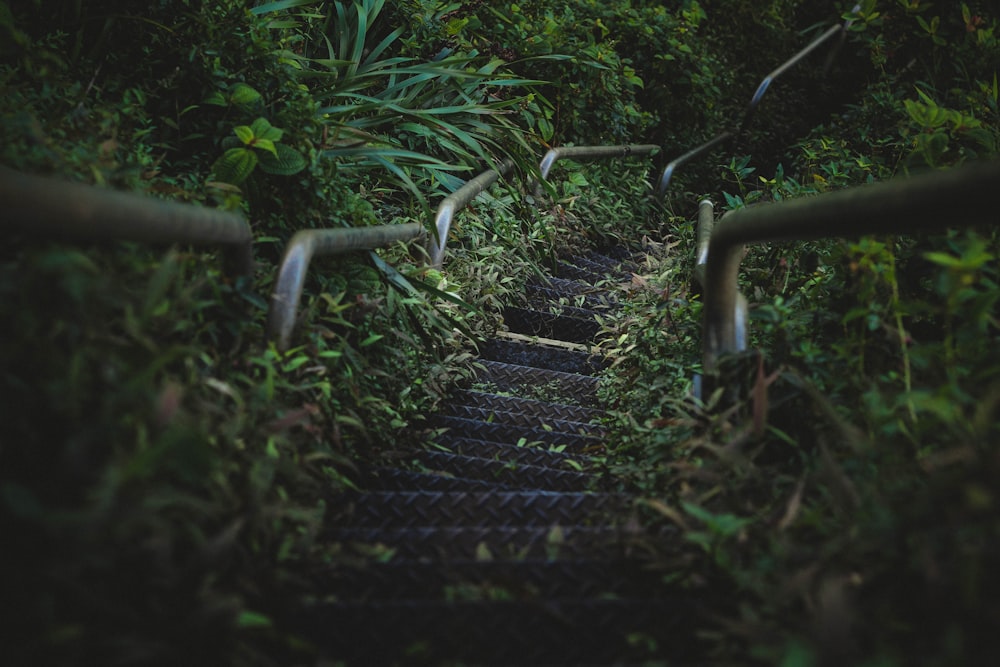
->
xmin=290 ymin=246 xmax=707 ymax=665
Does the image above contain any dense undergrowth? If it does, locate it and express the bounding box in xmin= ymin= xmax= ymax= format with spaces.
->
xmin=597 ymin=2 xmax=1000 ymax=665
xmin=2 ymin=0 xmax=1000 ymax=665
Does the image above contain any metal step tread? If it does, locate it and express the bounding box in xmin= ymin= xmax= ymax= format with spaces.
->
xmin=502 ymin=305 xmax=601 ymax=344
xmin=359 ymin=466 xmax=514 ymax=492
xmin=330 ymin=490 xmax=629 ymax=529
xmin=474 ymin=359 xmax=600 ymax=407
xmin=437 ymin=403 xmax=604 ymax=437
xmin=430 ymin=434 xmax=597 ymax=471
xmin=428 ymin=414 xmax=602 ymax=453
xmin=409 ymin=449 xmax=598 ymax=492
xmin=446 ymin=389 xmax=605 ymax=425
xmin=479 ymin=338 xmax=607 ymax=376
xmin=525 ymin=281 xmax=618 ymax=311
xmin=531 ymin=275 xmax=616 ymax=301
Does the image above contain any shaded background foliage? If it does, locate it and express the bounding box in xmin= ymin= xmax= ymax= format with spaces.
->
xmin=2 ymin=0 xmax=1000 ymax=665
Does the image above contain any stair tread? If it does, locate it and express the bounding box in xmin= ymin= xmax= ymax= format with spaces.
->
xmin=447 ymin=389 xmax=605 ymax=424
xmin=439 ymin=402 xmax=605 ymax=437
xmin=410 ymin=449 xmax=597 ymax=492
xmin=428 ymin=414 xmax=602 ymax=452
xmin=330 ymin=489 xmax=630 ymax=529
xmin=430 ymin=434 xmax=597 ymax=470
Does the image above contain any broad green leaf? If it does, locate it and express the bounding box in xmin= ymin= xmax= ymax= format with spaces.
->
xmin=252 ymin=138 xmax=279 ymax=157
xmin=230 ymin=83 xmax=263 ymax=106
xmin=250 ymin=117 xmax=283 ymax=141
xmin=234 ymin=125 xmax=255 ymax=145
xmin=212 ymin=147 xmax=258 ymax=185
xmin=258 ymin=143 xmax=308 ymax=175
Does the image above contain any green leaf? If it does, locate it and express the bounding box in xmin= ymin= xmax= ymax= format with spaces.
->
xmin=250 ymin=117 xmax=283 ymax=141
xmin=258 ymin=143 xmax=308 ymax=176
xmin=359 ymin=333 xmax=384 ymax=347
xmin=234 ymin=125 xmax=255 ymax=145
xmin=230 ymin=83 xmax=262 ymax=106
xmin=236 ymin=611 xmax=272 ymax=628
xmin=252 ymin=138 xmax=279 ymax=157
xmin=212 ymin=147 xmax=258 ymax=185
xmin=203 ymin=91 xmax=227 ymax=106
xmin=250 ymin=0 xmax=317 ymax=14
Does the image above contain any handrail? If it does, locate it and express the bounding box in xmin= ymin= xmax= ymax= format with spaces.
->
xmin=657 ymin=12 xmax=856 ymax=196
xmin=267 ymin=223 xmax=425 ymax=351
xmin=268 ymin=144 xmax=665 ymax=349
xmin=539 ymin=145 xmax=660 ymax=180
xmin=0 ymin=165 xmax=253 ymax=275
xmin=428 ymin=159 xmax=515 ymax=267
xmin=702 ymin=159 xmax=1000 ymax=372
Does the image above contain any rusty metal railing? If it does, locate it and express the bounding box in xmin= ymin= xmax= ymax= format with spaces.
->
xmin=701 ymin=159 xmax=1000 ymax=372
xmin=0 ymin=165 xmax=253 ymax=275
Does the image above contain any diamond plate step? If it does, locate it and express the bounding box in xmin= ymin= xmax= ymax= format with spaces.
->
xmin=411 ymin=450 xmax=596 ymax=492
xmin=291 ymin=597 xmax=703 ymax=665
xmin=554 ymin=259 xmax=611 ymax=284
xmin=428 ymin=414 xmax=601 ymax=452
xmin=431 ymin=434 xmax=595 ymax=471
xmin=330 ymin=490 xmax=627 ymax=529
xmin=532 ymin=275 xmax=617 ymax=302
xmin=447 ymin=389 xmax=605 ymax=425
xmin=359 ymin=467 xmax=510 ymax=492
xmin=502 ymin=305 xmax=600 ymax=343
xmin=479 ymin=338 xmax=607 ymax=376
xmin=440 ymin=403 xmax=604 ymax=438
xmin=583 ymin=250 xmax=637 ymax=272
xmin=525 ymin=281 xmax=618 ymax=311
xmin=474 ymin=359 xmax=600 ymax=407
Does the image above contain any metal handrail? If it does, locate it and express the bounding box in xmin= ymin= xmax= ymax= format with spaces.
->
xmin=266 ymin=224 xmax=425 ymax=351
xmin=270 ymin=145 xmax=662 ymax=348
xmin=0 ymin=165 xmax=253 ymax=275
xmin=701 ymin=158 xmax=1000 ymax=372
xmin=539 ymin=145 xmax=660 ymax=180
xmin=657 ymin=13 xmax=856 ymax=196
xmin=428 ymin=159 xmax=515 ymax=268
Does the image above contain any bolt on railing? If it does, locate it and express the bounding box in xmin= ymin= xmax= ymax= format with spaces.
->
xmin=0 ymin=165 xmax=253 ymax=275
xmin=701 ymin=158 xmax=1000 ymax=373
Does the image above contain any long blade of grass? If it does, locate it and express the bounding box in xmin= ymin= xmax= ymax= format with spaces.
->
xmin=250 ymin=0 xmax=317 ymax=15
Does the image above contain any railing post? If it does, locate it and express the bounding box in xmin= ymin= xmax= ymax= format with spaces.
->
xmin=702 ymin=159 xmax=1000 ymax=374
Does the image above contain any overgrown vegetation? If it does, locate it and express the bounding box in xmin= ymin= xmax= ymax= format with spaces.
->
xmin=2 ymin=0 xmax=999 ymax=664
xmin=599 ymin=2 xmax=1000 ymax=665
